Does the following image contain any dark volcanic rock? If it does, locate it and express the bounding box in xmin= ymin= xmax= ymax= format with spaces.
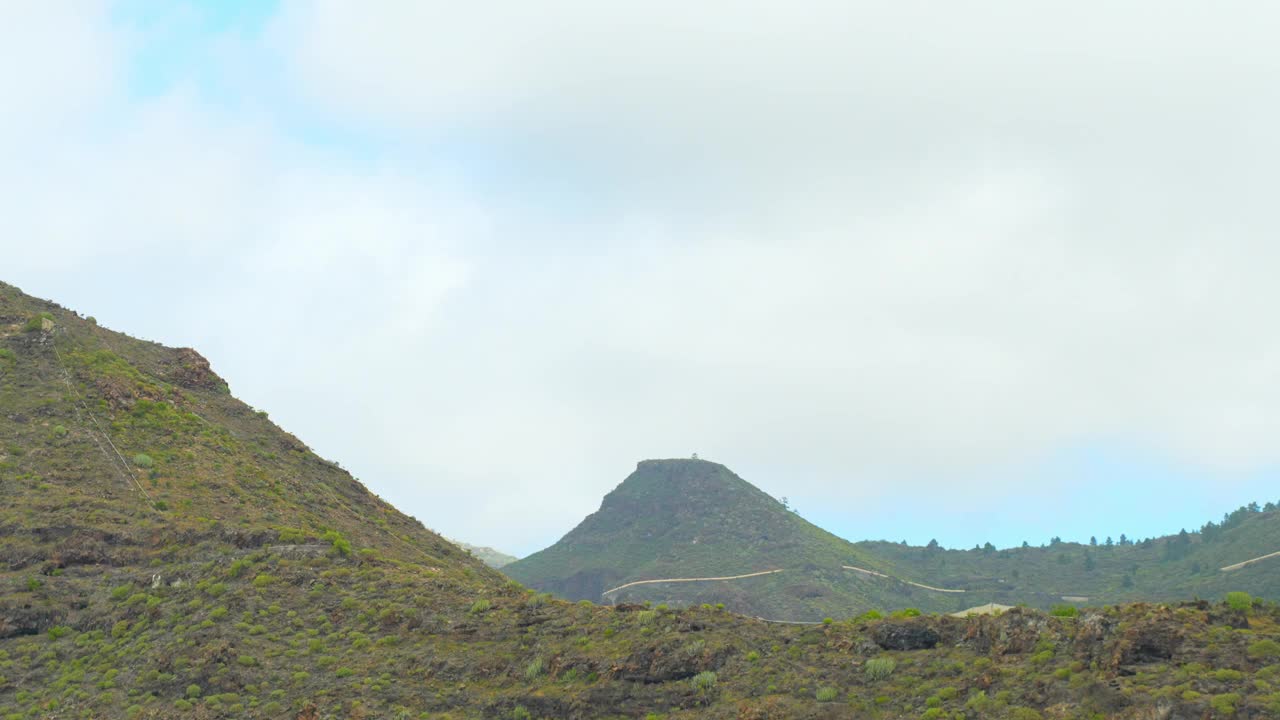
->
xmin=1115 ymin=617 xmax=1185 ymax=666
xmin=0 ymin=605 xmax=64 ymax=639
xmin=872 ymin=621 xmax=940 ymax=650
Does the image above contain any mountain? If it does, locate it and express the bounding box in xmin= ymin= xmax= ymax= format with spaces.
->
xmin=504 ymin=459 xmax=977 ymax=619
xmin=450 ymin=539 xmax=519 ymax=568
xmin=3 ymin=280 xmax=1280 ymax=719
xmin=505 ymin=459 xmax=1280 ymax=620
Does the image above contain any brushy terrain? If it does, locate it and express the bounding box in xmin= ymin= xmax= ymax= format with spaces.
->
xmin=3 ymin=280 xmax=1280 ymax=720
xmin=506 ymin=460 xmax=1280 ymax=621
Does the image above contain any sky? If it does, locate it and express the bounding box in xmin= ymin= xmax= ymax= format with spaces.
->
xmin=5 ymin=1 xmax=1280 ymax=556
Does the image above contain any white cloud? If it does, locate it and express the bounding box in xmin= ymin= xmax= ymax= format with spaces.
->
xmin=6 ymin=2 xmax=1280 ymax=553
xmin=0 ymin=2 xmax=122 ymax=138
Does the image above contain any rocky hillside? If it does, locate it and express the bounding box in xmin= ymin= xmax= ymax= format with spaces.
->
xmin=3 ymin=280 xmax=1280 ymax=719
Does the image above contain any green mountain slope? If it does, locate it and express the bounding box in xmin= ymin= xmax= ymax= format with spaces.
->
xmin=4 ymin=280 xmax=1280 ymax=719
xmin=860 ymin=504 xmax=1280 ymax=609
xmin=505 ymin=459 xmax=976 ymax=620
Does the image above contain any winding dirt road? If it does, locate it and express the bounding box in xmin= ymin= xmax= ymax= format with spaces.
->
xmin=1221 ymin=550 xmax=1280 ymax=572
xmin=600 ymin=563 xmax=968 ymax=598
xmin=601 ymin=569 xmax=785 ymax=596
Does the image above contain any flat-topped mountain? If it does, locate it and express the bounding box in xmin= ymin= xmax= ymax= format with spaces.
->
xmin=504 ymin=458 xmax=971 ymax=619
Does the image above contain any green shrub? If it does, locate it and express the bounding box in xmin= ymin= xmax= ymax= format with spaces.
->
xmin=524 ymin=657 xmax=544 ymax=680
xmin=173 ymin=699 xmax=193 ymax=711
xmin=277 ymin=527 xmax=306 ymax=543
xmin=251 ymin=574 xmax=276 ymax=588
xmin=236 ymin=655 xmax=257 ymax=667
xmin=1210 ymin=693 xmax=1240 ymax=715
xmin=815 ymin=686 xmax=838 ymax=702
xmin=322 ymin=530 xmax=352 ymax=556
xmin=186 ymin=685 xmax=202 ymax=698
xmin=966 ymin=691 xmax=990 ymax=711
xmin=865 ymin=658 xmax=897 ymax=680
xmin=891 ymin=608 xmax=922 ymax=618
xmin=469 ymin=599 xmax=491 ymax=615
xmin=22 ymin=313 xmax=53 ymax=333
xmin=1213 ymin=668 xmax=1243 ymax=683
xmin=690 ymin=671 xmax=717 ymax=691
xmin=1050 ymin=604 xmax=1079 ymax=618
xmin=746 ymin=650 xmax=760 ymax=662
xmin=1249 ymin=640 xmax=1280 ymax=660
xmin=132 ymin=454 xmax=153 ymax=468
xmin=1226 ymin=592 xmax=1252 ymax=611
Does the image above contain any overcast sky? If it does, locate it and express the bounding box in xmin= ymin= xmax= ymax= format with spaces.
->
xmin=6 ymin=2 xmax=1280 ymax=556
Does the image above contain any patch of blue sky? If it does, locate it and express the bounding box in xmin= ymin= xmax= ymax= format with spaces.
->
xmin=106 ymin=1 xmax=651 ymax=214
xmin=112 ymin=0 xmax=279 ymax=99
xmin=805 ymin=442 xmax=1280 ymax=551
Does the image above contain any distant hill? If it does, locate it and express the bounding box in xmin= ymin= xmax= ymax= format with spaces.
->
xmin=505 ymin=459 xmax=1280 ymax=620
xmin=858 ymin=501 xmax=1280 ymax=609
xmin=4 ymin=280 xmax=1280 ymax=719
xmin=450 ymin=539 xmax=519 ymax=568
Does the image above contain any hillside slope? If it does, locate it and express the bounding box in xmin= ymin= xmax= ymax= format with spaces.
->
xmin=505 ymin=459 xmax=974 ymax=619
xmin=4 ymin=280 xmax=1280 ymax=720
xmin=861 ymin=503 xmax=1280 ymax=609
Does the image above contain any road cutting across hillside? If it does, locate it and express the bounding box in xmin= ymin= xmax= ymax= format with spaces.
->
xmin=601 ymin=569 xmax=786 ymax=596
xmin=841 ymin=565 xmax=966 ymax=593
xmin=1221 ymin=550 xmax=1280 ymax=572
xmin=600 ymin=563 xmax=968 ymax=600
